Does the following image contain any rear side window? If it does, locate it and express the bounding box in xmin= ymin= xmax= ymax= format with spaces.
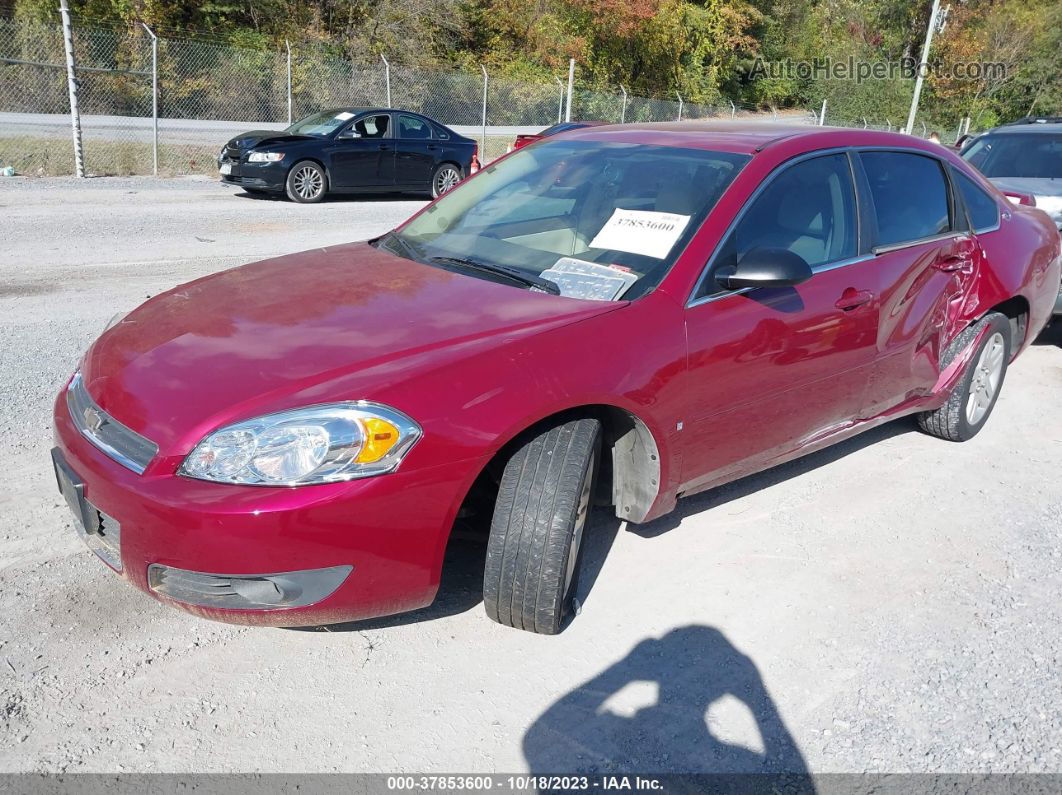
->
xmin=953 ymin=169 xmax=1000 ymax=232
xmin=861 ymin=152 xmax=950 ymax=247
xmin=700 ymin=153 xmax=857 ymax=297
xmin=399 ymin=115 xmax=432 ymax=140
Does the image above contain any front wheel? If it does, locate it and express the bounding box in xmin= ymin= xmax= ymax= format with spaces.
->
xmin=430 ymin=163 xmax=462 ymax=199
xmin=285 ymin=161 xmax=327 ymax=203
xmin=483 ymin=418 xmax=601 ymax=634
xmin=918 ymin=312 xmax=1011 ymax=442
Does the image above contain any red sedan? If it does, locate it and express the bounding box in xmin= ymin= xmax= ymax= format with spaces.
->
xmin=53 ymin=123 xmax=1061 ymax=634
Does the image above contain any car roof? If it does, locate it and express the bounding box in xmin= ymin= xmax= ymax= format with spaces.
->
xmin=981 ymin=122 xmax=1062 ymax=136
xmin=559 ymin=121 xmax=947 ymax=156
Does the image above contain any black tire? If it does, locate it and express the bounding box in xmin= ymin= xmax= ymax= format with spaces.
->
xmin=917 ymin=312 xmax=1011 ymax=442
xmin=483 ymin=418 xmax=601 ymax=634
xmin=285 ymin=160 xmax=327 ymax=203
xmin=430 ymin=162 xmax=462 ymax=199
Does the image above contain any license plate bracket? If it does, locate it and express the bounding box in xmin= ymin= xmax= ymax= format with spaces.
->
xmin=51 ymin=448 xmax=99 ymax=535
xmin=219 ymin=162 xmax=233 ymax=175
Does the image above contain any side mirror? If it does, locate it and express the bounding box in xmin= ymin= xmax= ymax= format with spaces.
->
xmin=337 ymin=129 xmax=361 ymax=140
xmin=715 ymin=247 xmax=813 ymax=290
xmin=1001 ymin=190 xmax=1036 ymax=207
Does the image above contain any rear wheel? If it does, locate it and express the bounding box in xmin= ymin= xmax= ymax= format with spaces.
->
xmin=918 ymin=312 xmax=1011 ymax=442
xmin=286 ymin=161 xmax=327 ymax=203
xmin=430 ymin=163 xmax=462 ymax=199
xmin=483 ymin=418 xmax=601 ymax=634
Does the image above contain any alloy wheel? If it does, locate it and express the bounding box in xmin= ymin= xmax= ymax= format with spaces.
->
xmin=563 ymin=452 xmax=596 ymax=599
xmin=293 ymin=166 xmax=324 ymax=200
xmin=966 ymin=331 xmax=1005 ymax=425
xmin=434 ymin=166 xmax=461 ymax=196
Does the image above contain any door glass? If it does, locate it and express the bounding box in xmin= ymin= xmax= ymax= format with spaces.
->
xmin=700 ymin=153 xmax=857 ymax=298
xmin=953 ymin=169 xmax=1000 ymax=232
xmin=353 ymin=114 xmax=389 ymax=138
xmin=861 ymin=152 xmax=950 ymax=246
xmin=399 ymin=115 xmax=432 ymax=140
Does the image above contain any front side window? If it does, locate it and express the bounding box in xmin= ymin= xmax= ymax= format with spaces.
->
xmin=379 ymin=141 xmax=749 ymax=301
xmin=399 ymin=115 xmax=432 ymax=140
xmin=953 ymin=169 xmax=1000 ymax=232
xmin=962 ymin=133 xmax=1062 ymax=179
xmin=353 ymin=114 xmax=390 ymax=139
xmin=861 ymin=151 xmax=950 ymax=247
xmin=698 ymin=153 xmax=857 ymax=299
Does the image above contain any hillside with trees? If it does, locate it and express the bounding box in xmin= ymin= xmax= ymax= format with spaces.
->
xmin=5 ymin=0 xmax=1060 ymax=127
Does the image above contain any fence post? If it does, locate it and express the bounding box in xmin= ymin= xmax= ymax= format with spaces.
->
xmin=729 ymin=100 xmax=736 ymax=118
xmin=285 ymin=40 xmax=292 ymax=124
xmin=58 ymin=0 xmax=85 ymax=177
xmin=885 ymin=118 xmax=893 ymax=131
xmin=554 ymin=77 xmax=564 ymax=123
xmin=675 ymin=91 xmax=683 ymax=121
xmin=381 ymin=54 xmax=391 ymax=107
xmin=480 ymin=65 xmax=488 ymax=155
xmin=141 ymin=23 xmax=158 ymax=176
xmin=920 ymin=120 xmax=927 ymax=136
xmin=565 ymin=58 xmax=575 ymax=122
xmin=818 ymin=99 xmax=827 ymax=125
xmin=619 ymin=85 xmax=627 ymax=123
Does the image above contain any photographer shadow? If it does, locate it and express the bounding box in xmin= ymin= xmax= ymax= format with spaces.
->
xmin=523 ymin=625 xmax=813 ymax=787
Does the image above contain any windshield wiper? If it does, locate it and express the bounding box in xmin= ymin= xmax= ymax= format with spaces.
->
xmin=429 ymin=256 xmax=561 ymax=295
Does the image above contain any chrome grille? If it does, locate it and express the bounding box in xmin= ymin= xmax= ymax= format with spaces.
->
xmin=67 ymin=373 xmax=158 ymax=474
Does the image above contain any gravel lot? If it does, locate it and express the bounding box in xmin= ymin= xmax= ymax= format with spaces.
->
xmin=1 ymin=176 xmax=1061 ymax=775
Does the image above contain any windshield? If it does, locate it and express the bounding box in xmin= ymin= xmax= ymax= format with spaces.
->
xmin=285 ymin=110 xmax=361 ymax=137
xmin=381 ymin=141 xmax=749 ymax=301
xmin=962 ymin=133 xmax=1062 ymax=179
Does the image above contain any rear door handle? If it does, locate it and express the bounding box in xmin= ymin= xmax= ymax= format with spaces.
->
xmin=934 ymin=254 xmax=972 ymax=272
xmin=835 ymin=288 xmax=874 ymax=311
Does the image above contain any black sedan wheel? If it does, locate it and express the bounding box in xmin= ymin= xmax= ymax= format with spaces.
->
xmin=286 ymin=161 xmax=327 ymax=203
xmin=431 ymin=163 xmax=462 ymax=199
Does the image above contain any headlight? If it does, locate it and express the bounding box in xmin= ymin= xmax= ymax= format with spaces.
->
xmin=247 ymin=151 xmax=285 ymax=163
xmin=179 ymin=403 xmax=421 ymax=486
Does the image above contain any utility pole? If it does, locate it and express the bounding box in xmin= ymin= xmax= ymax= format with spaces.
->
xmin=565 ymin=58 xmax=575 ymax=122
xmin=904 ymin=0 xmax=944 ymax=135
xmin=58 ymin=0 xmax=84 ymax=177
xmin=141 ymin=23 xmax=158 ymax=176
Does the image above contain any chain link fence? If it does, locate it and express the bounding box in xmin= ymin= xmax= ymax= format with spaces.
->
xmin=1 ymin=17 xmax=973 ymax=178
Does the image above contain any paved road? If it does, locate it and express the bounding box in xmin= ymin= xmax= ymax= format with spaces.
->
xmin=0 ymin=111 xmax=542 ymax=144
xmin=1 ymin=177 xmax=1061 ymax=775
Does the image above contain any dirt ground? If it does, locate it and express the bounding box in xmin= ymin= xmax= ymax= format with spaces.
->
xmin=1 ymin=176 xmax=1061 ymax=774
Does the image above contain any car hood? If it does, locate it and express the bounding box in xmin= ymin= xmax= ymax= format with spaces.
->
xmin=80 ymin=243 xmax=621 ymax=453
xmin=226 ymin=130 xmax=315 ymax=150
xmin=990 ymin=177 xmax=1062 ymax=226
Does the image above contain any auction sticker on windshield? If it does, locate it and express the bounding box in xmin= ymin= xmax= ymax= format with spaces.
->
xmin=589 ymin=209 xmax=691 ymax=259
xmin=540 ymin=257 xmax=639 ymax=301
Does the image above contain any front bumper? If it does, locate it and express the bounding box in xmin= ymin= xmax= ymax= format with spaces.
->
xmin=53 ymin=392 xmax=481 ymax=627
xmin=217 ymin=158 xmax=287 ymax=192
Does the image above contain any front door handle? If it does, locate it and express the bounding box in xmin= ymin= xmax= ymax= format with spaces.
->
xmin=835 ymin=288 xmax=874 ymax=311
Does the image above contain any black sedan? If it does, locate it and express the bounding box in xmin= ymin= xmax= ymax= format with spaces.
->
xmin=218 ymin=108 xmax=478 ymax=203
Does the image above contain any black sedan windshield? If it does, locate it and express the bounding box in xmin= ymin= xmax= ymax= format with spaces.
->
xmin=963 ymin=133 xmax=1062 ymax=178
xmin=383 ymin=141 xmax=749 ymax=301
xmin=285 ymin=110 xmax=362 ymax=137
